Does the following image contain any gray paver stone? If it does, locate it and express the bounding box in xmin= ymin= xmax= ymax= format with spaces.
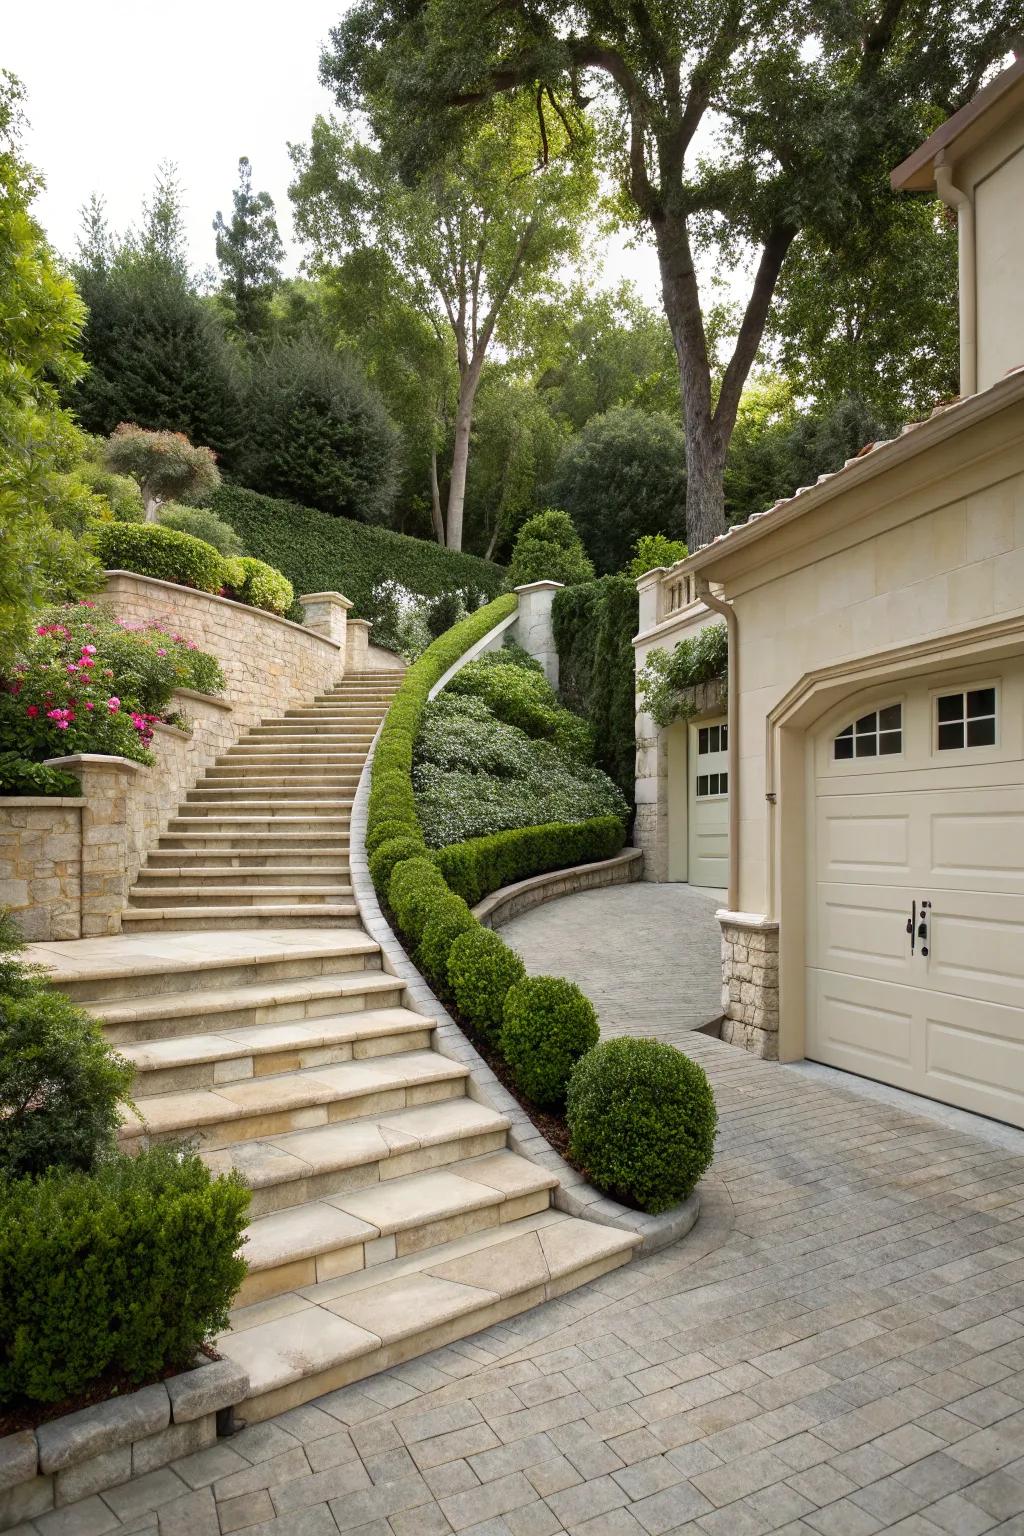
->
xmin=55 ymin=1445 xmax=130 ymax=1506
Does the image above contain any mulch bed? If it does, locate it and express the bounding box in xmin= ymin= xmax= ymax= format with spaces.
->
xmin=0 ymin=1344 xmax=220 ymax=1438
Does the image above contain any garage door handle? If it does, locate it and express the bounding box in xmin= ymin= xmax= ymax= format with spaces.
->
xmin=906 ymin=900 xmax=916 ymax=955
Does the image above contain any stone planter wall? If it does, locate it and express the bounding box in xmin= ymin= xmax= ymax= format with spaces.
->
xmin=0 ymin=1358 xmax=247 ymax=1531
xmin=473 ymin=848 xmax=644 ymax=928
xmin=719 ymin=910 xmax=780 ymax=1059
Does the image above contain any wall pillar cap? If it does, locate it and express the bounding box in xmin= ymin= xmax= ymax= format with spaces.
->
xmin=717 ymin=908 xmax=779 ymax=931
xmin=347 ymin=617 xmax=373 ymax=631
xmin=635 ymin=566 xmax=670 ymax=589
xmin=298 ymin=591 xmax=353 ymax=610
xmin=43 ymin=753 xmax=146 ymax=774
xmin=513 ymin=580 xmax=565 ymax=594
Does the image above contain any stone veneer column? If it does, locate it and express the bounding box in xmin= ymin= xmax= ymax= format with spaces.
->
xmin=298 ymin=591 xmax=352 ymax=652
xmin=717 ymin=910 xmax=780 ymax=1060
xmin=345 ymin=619 xmax=372 ymax=672
xmin=512 ymin=581 xmax=564 ymax=689
xmin=45 ymin=754 xmax=145 ymax=937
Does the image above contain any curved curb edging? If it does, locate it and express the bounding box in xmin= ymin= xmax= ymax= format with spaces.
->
xmin=472 ymin=848 xmax=644 ymax=929
xmin=350 ymin=720 xmax=700 ymax=1258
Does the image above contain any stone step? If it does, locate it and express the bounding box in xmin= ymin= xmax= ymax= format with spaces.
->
xmin=236 ymin=1151 xmax=558 ymax=1307
xmin=187 ymin=785 xmax=359 ymax=803
xmin=136 ymin=864 xmax=351 ymax=884
xmin=204 ymin=769 xmax=364 ymax=781
xmin=96 ymin=968 xmax=402 ymax=1042
xmin=169 ymin=801 xmax=354 ymax=819
xmin=202 ymin=1096 xmax=512 ymax=1218
xmin=49 ymin=932 xmax=382 ymax=1006
xmin=121 ymin=1005 xmax=434 ymax=1097
xmin=166 ymin=816 xmax=351 ymax=836
xmin=220 ymin=1211 xmax=639 ymax=1422
xmin=120 ymin=903 xmax=361 ymax=932
xmin=216 ymin=752 xmax=372 ymax=766
xmin=148 ymin=846 xmax=349 ymax=866
xmin=127 ymin=883 xmax=353 ymax=908
xmin=119 ymin=1050 xmax=470 ymax=1152
xmin=158 ymin=831 xmax=350 ymax=852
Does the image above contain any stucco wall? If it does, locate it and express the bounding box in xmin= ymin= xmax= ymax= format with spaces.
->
xmin=957 ymin=116 xmax=1024 ymax=394
xmin=716 ymin=396 xmax=1024 ymax=918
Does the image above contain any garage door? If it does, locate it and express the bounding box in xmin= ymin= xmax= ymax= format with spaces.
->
xmin=807 ymin=668 xmax=1024 ymax=1126
xmin=688 ymin=717 xmax=729 ymax=888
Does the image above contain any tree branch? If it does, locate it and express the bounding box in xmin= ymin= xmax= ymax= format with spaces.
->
xmin=713 ymin=225 xmax=797 ymax=438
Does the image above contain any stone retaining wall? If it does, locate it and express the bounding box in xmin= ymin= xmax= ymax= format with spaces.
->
xmin=719 ymin=910 xmax=780 ymax=1059
xmin=0 ymin=1358 xmax=246 ymax=1530
xmin=473 ymin=849 xmax=644 ymax=928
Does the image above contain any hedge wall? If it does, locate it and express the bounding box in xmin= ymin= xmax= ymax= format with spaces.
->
xmin=212 ymin=485 xmax=507 ymax=619
xmin=433 ymin=817 xmax=626 ymax=906
xmin=552 ymin=575 xmax=639 ymax=804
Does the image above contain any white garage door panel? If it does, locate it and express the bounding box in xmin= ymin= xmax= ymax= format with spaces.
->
xmin=928 ymin=899 xmax=1024 ymax=1009
xmin=814 ymin=885 xmax=914 ymax=983
xmin=809 ymin=971 xmax=915 ymax=1079
xmin=925 ymin=998 xmax=1024 ymax=1124
xmin=818 ymin=808 xmax=911 ymax=882
xmin=931 ymin=803 xmax=1024 ymax=892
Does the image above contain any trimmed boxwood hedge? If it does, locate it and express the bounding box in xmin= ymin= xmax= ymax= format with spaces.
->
xmin=432 ymin=816 xmax=626 ymax=906
xmin=90 ymin=520 xmax=227 ymax=595
xmin=212 ymin=484 xmax=507 ymax=619
xmin=552 ymin=575 xmax=639 ymax=803
xmin=500 ymin=976 xmax=600 ymax=1109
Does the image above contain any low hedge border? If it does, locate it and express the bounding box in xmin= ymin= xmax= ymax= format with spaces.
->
xmin=351 ymin=735 xmax=706 ymax=1253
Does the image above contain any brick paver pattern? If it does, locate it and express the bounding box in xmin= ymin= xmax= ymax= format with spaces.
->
xmin=501 ymin=884 xmax=723 ymax=1041
xmin=43 ymin=1022 xmax=1024 ymax=1535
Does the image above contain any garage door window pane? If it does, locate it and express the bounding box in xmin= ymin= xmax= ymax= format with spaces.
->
xmin=834 ymin=706 xmax=902 ymax=762
xmin=937 ymin=689 xmax=996 ymax=750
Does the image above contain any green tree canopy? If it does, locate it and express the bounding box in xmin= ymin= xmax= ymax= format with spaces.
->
xmin=0 ymin=72 xmax=100 ymax=668
xmin=545 ymin=406 xmax=687 ymax=574
xmin=213 ymin=156 xmax=285 ymax=339
xmin=324 ymin=1 xmax=1017 ymax=551
xmin=290 ymin=92 xmax=595 ymax=550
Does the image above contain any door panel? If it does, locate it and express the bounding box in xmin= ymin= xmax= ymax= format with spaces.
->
xmin=688 ymin=718 xmax=728 ymax=888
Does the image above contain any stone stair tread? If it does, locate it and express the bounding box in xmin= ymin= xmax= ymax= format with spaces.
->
xmin=120 ymin=1005 xmax=433 ymax=1071
xmin=219 ymin=1212 xmax=638 ymax=1405
xmin=138 ymin=865 xmax=351 ymax=876
xmin=129 ymin=884 xmax=352 ymax=898
xmin=27 ymin=928 xmax=377 ymax=985
xmin=200 ymin=1097 xmax=511 ymax=1191
xmin=242 ymin=1152 xmax=555 ymax=1272
xmin=122 ymin=903 xmax=359 ymax=923
xmin=95 ymin=969 xmax=400 ymax=1025
xmin=119 ymin=1050 xmax=469 ymax=1139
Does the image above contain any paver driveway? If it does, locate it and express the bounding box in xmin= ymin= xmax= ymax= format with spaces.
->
xmin=50 ymin=1028 xmax=1024 ymax=1535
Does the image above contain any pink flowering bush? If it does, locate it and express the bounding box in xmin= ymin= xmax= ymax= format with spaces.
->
xmin=0 ymin=602 xmax=225 ymax=769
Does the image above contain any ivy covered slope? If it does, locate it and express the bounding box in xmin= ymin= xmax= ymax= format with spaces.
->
xmin=553 ymin=575 xmax=639 ymax=803
xmin=212 ymin=485 xmax=507 ymax=619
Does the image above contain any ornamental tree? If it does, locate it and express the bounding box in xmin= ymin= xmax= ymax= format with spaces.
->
xmin=324 ymin=2 xmax=1017 ymax=550
xmin=290 ymin=93 xmax=595 ymax=551
xmin=213 ymin=156 xmax=285 ymax=339
xmin=102 ymin=424 xmax=220 ymax=521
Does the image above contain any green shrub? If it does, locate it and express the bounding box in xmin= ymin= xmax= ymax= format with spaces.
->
xmin=0 ymin=1146 xmax=249 ymax=1405
xmin=77 ymin=460 xmax=145 ymax=523
xmin=553 ymin=575 xmax=640 ymax=802
xmin=426 ymin=590 xmax=463 ymax=638
xmin=500 ymin=976 xmax=599 ymax=1109
xmin=388 ymin=858 xmax=449 ymax=945
xmin=444 ymin=655 xmax=592 ymax=759
xmin=417 ymin=893 xmax=475 ymax=989
xmin=566 ymin=1038 xmax=717 ymax=1213
xmin=0 ymin=752 xmax=80 ymax=798
xmin=638 ymin=623 xmax=729 ymax=728
xmin=369 ymin=834 xmax=426 ymax=894
xmin=432 ymin=816 xmax=626 ymax=905
xmin=224 ymin=555 xmax=294 ymax=615
xmin=0 ymin=981 xmax=134 ymax=1179
xmin=90 ymin=520 xmax=226 ymax=594
xmin=627 ymin=533 xmax=688 ymax=578
xmin=508 ymin=509 xmax=594 ymax=588
xmin=447 ymin=927 xmax=525 ymax=1042
xmin=212 ymin=484 xmax=507 ymax=621
xmin=366 ymin=816 xmax=418 ymax=856
xmin=156 ymin=502 xmax=243 ymax=556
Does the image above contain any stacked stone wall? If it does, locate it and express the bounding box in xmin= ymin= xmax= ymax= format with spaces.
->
xmin=719 ymin=915 xmax=780 ymax=1059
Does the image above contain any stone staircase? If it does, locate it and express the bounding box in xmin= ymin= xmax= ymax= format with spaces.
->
xmin=40 ymin=667 xmax=637 ymax=1424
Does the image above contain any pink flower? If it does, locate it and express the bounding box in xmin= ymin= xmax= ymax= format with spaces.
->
xmin=25 ymin=705 xmax=38 ymax=718
xmin=107 ymin=697 xmax=120 ymax=713
xmin=82 ymin=644 xmax=97 ymax=655
xmin=156 ymin=648 xmax=167 ymax=656
xmin=85 ymin=701 xmax=94 ymax=711
xmin=55 ymin=721 xmax=70 ymax=730
xmin=66 ymin=664 xmax=77 ymax=674
xmin=35 ymin=625 xmax=48 ymax=636
xmin=78 ymin=600 xmax=96 ymax=608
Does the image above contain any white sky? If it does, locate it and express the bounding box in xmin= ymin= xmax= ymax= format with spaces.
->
xmin=5 ymin=0 xmax=664 ymax=302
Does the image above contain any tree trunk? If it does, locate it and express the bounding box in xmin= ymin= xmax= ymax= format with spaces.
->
xmin=143 ymin=488 xmax=161 ymax=523
xmin=429 ymin=449 xmax=445 ymax=546
xmin=682 ymin=426 xmax=728 ymax=554
xmin=444 ymin=371 xmax=480 ymax=552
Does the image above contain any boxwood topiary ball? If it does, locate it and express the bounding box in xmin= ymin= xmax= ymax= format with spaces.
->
xmin=566 ymin=1037 xmax=717 ymax=1213
xmin=368 ymin=834 xmax=425 ymax=894
xmin=500 ymin=975 xmax=599 ymax=1109
xmin=388 ymin=857 xmax=449 ymax=944
xmin=417 ymin=894 xmax=476 ymax=989
xmin=447 ymin=927 xmax=526 ymax=1041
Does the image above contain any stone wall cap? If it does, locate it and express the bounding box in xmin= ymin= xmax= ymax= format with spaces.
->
xmin=101 ymin=570 xmax=341 ymax=650
xmin=171 ymin=687 xmax=232 ymax=712
xmin=473 ymin=848 xmax=643 ymax=924
xmin=0 ymin=1430 xmax=38 ymax=1491
xmin=166 ymin=1357 xmax=249 ymax=1422
xmin=299 ymin=591 xmax=353 ymax=609
xmin=513 ymin=580 xmax=565 ymax=593
xmin=717 ymin=909 xmax=779 ymax=930
xmin=346 ymin=617 xmax=373 ymax=630
xmin=151 ymin=721 xmax=190 ymax=741
xmin=0 ymin=795 xmax=85 ymax=808
xmin=43 ymin=753 xmax=146 ymax=773
xmin=36 ymin=1382 xmax=170 ymax=1473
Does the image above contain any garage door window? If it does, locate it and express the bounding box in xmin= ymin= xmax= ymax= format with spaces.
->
xmin=936 ymin=687 xmax=997 ymax=750
xmin=833 ymin=704 xmax=902 ymax=761
xmin=696 ymin=771 xmax=728 ymax=797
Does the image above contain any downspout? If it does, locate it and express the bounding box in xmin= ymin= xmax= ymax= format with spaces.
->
xmin=695 ymin=576 xmax=739 ymax=911
xmin=935 ymin=151 xmax=977 ymax=398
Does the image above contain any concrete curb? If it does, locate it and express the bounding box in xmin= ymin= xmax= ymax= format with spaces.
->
xmin=473 ymin=848 xmax=644 ymax=929
xmin=351 ymin=720 xmax=700 ymax=1258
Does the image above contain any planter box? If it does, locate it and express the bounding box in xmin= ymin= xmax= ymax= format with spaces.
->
xmin=0 ymin=1357 xmax=247 ymax=1530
